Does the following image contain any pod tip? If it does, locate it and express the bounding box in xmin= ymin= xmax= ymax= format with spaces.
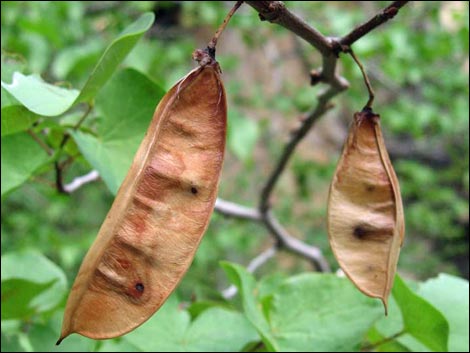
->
xmin=381 ymin=298 xmax=389 ymax=316
xmin=56 ymin=337 xmax=64 ymax=346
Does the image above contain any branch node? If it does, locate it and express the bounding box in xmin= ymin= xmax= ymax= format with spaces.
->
xmin=329 ymin=38 xmax=349 ymax=57
xmin=309 ymin=69 xmax=323 ymax=86
xmin=258 ymin=1 xmax=285 ymax=22
xmin=383 ymin=6 xmax=399 ymax=19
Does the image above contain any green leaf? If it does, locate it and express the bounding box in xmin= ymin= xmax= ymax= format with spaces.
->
xmin=72 ymin=68 xmax=165 ymax=194
xmin=0 ymin=73 xmax=80 ymax=116
xmin=187 ymin=300 xmax=229 ymax=319
xmin=1 ymin=132 xmax=50 ymax=197
xmin=1 ymin=250 xmax=67 ymax=314
xmin=419 ymin=274 xmax=469 ymax=352
xmin=220 ymin=262 xmax=279 ymax=351
xmin=268 ymin=273 xmax=383 ymax=352
xmin=221 ymin=265 xmax=384 ymax=352
xmin=0 ymin=12 xmax=155 ymax=116
xmin=372 ymin=294 xmax=431 ymax=352
xmin=76 ymin=12 xmax=155 ymax=104
xmin=1 ymin=87 xmax=19 ymax=109
xmin=125 ymin=295 xmax=257 ymax=352
xmin=393 ymin=275 xmax=449 ymax=352
xmin=227 ymin=110 xmax=260 ymax=163
xmin=124 ymin=295 xmax=191 ymax=352
xmin=1 ymin=105 xmax=42 ymax=136
xmin=1 ymin=279 xmax=56 ymax=320
xmin=51 ymin=39 xmax=103 ymax=80
xmin=257 ymin=273 xmax=287 ymax=300
xmin=184 ymin=307 xmax=258 ymax=352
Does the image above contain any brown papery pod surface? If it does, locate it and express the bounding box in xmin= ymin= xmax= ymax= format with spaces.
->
xmin=327 ymin=109 xmax=404 ymax=313
xmin=58 ymin=52 xmax=226 ymax=343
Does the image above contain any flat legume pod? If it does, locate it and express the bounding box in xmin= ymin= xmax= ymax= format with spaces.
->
xmin=58 ymin=60 xmax=226 ymax=342
xmin=327 ymin=109 xmax=404 ymax=313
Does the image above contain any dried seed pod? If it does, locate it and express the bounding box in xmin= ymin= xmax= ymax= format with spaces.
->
xmin=327 ymin=109 xmax=404 ymax=313
xmin=58 ymin=55 xmax=226 ymax=342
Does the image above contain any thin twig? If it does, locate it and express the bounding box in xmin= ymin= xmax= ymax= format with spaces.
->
xmin=214 ymin=198 xmax=329 ymax=271
xmin=208 ymin=1 xmax=243 ymax=51
xmin=264 ymin=211 xmax=331 ymax=272
xmin=348 ymin=49 xmax=375 ymax=109
xmin=27 ymin=129 xmax=54 ymax=155
xmin=340 ymin=1 xmax=409 ymax=47
xmin=58 ymin=103 xmax=93 ymax=150
xmin=55 ymin=103 xmax=93 ymax=194
xmin=215 ymin=198 xmax=261 ymax=221
xmin=55 ymin=162 xmax=66 ymax=193
xmin=63 ymin=170 xmax=100 ymax=193
xmin=222 ymin=245 xmax=277 ymax=299
xmin=259 ymin=88 xmax=339 ymax=214
xmin=361 ymin=330 xmax=405 ymax=351
xmin=214 ymin=197 xmax=331 ymax=272
xmin=246 ymin=245 xmax=277 ymax=272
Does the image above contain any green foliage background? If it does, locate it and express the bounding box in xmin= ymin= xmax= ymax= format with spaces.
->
xmin=1 ymin=1 xmax=468 ymax=352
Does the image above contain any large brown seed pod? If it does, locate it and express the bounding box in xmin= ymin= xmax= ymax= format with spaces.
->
xmin=327 ymin=109 xmax=404 ymax=313
xmin=58 ymin=58 xmax=226 ymax=342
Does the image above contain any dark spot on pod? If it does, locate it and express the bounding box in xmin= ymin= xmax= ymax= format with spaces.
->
xmin=135 ymin=283 xmax=144 ymax=292
xmin=191 ymin=187 xmax=198 ymax=195
xmin=353 ymin=225 xmax=369 ymax=239
xmin=353 ymin=224 xmax=393 ymax=241
xmin=365 ymin=184 xmax=375 ymax=192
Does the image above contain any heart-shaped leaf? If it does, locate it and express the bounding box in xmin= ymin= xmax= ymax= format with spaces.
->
xmin=222 ymin=263 xmax=384 ymax=352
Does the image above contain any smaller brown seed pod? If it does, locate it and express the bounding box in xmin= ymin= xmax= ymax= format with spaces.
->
xmin=327 ymin=109 xmax=405 ymax=313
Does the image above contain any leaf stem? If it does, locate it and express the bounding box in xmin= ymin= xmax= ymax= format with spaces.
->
xmin=27 ymin=129 xmax=53 ymax=155
xmin=55 ymin=103 xmax=93 ymax=193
